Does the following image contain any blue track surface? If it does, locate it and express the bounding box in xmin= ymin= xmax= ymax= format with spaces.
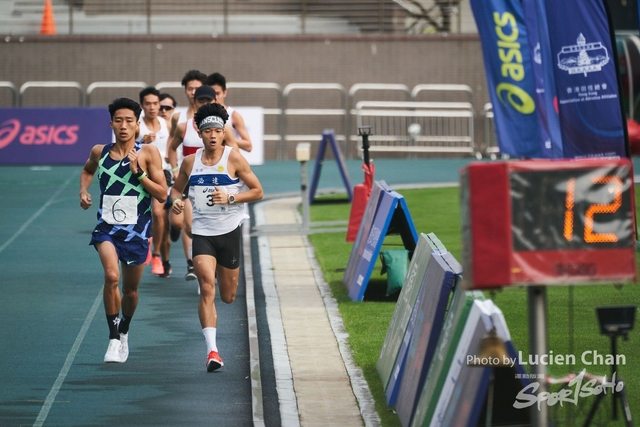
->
xmin=0 ymin=167 xmax=253 ymax=426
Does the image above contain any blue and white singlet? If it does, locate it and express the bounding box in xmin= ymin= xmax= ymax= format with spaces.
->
xmin=188 ymin=146 xmax=248 ymax=236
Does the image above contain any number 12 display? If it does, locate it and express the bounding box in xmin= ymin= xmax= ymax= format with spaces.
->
xmin=461 ymin=158 xmax=637 ymax=289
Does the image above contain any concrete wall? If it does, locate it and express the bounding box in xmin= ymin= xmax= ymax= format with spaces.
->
xmin=0 ymin=34 xmax=489 ymax=159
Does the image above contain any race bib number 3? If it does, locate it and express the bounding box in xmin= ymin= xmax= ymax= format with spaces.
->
xmin=193 ymin=187 xmax=228 ymax=214
xmin=102 ymin=195 xmax=138 ymax=224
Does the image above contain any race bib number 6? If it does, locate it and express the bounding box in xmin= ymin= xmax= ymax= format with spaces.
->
xmin=102 ymin=195 xmax=138 ymax=224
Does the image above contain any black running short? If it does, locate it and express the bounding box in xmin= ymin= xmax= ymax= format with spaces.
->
xmin=164 ymin=169 xmax=173 ymax=187
xmin=164 ymin=181 xmax=189 ymax=210
xmin=192 ymin=226 xmax=242 ymax=269
xmin=182 ymin=182 xmax=190 ymax=200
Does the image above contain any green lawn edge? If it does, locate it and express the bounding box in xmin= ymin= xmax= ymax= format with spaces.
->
xmin=308 ymin=186 xmax=640 ymax=427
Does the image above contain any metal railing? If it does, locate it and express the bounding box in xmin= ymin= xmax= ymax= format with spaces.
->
xmin=0 ymin=82 xmax=18 ymax=107
xmin=9 ymin=79 xmax=489 ymax=159
xmin=86 ymin=81 xmax=149 ymax=106
xmin=347 ymin=83 xmax=412 ymax=156
xmin=226 ymin=82 xmax=283 ymax=148
xmin=411 ymin=83 xmax=474 ymax=105
xmin=152 ymin=81 xmax=284 ymax=153
xmin=19 ymin=81 xmax=84 ymax=106
xmin=348 ymin=83 xmax=412 ymax=111
xmin=355 ymin=100 xmax=476 ymax=156
xmin=154 ymin=82 xmax=183 ymax=92
xmin=280 ymin=83 xmax=347 ymax=160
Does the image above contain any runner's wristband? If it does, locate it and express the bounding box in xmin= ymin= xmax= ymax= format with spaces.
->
xmin=172 ymin=167 xmax=179 ymax=172
xmin=135 ymin=169 xmax=147 ymax=181
xmin=172 ymin=198 xmax=181 ymax=207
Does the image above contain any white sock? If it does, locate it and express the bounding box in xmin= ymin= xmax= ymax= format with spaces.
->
xmin=203 ymin=327 xmax=217 ymax=353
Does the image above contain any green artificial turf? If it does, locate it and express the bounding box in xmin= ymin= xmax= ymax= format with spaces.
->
xmin=308 ymin=186 xmax=640 ymax=427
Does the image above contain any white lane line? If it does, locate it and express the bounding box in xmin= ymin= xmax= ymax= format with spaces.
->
xmin=242 ymin=222 xmax=265 ymax=426
xmin=33 ymin=289 xmax=103 ymax=427
xmin=0 ymin=173 xmax=76 ymax=255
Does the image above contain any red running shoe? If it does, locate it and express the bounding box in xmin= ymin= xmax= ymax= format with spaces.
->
xmin=206 ymin=351 xmax=224 ymax=372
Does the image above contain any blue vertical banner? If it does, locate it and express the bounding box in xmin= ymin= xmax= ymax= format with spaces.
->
xmin=536 ymin=0 xmax=627 ymax=158
xmin=521 ymin=0 xmax=564 ymax=158
xmin=470 ymin=0 xmax=542 ymax=158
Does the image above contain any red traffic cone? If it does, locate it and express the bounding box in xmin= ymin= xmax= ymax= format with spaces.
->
xmin=40 ymin=0 xmax=56 ymax=35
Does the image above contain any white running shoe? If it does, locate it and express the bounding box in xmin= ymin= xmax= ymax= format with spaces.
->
xmin=104 ymin=339 xmax=122 ymax=363
xmin=119 ymin=333 xmax=129 ymax=362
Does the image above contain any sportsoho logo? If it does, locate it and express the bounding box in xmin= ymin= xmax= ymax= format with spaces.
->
xmin=0 ymin=119 xmax=79 ymax=150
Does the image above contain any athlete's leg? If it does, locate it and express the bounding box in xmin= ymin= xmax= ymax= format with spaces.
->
xmin=171 ymin=201 xmax=191 ymax=266
xmin=194 ymin=254 xmax=218 ymax=327
xmin=120 ymin=263 xmax=145 ymax=319
xmin=193 ymin=236 xmax=225 ymax=371
xmin=216 ymin=266 xmax=239 ymax=304
xmin=181 ymin=230 xmax=191 ymax=263
xmin=96 ymin=241 xmax=121 ymax=315
xmin=96 ymin=240 xmax=126 ymax=363
xmin=116 ymin=262 xmax=144 ymax=362
xmin=151 ymin=198 xmax=166 ymax=256
xmin=182 ymin=200 xmax=196 ymax=281
xmin=161 ymin=208 xmax=171 ymax=261
xmin=96 ymin=240 xmax=124 ymax=353
xmin=215 ymin=227 xmax=241 ymax=304
xmin=150 ymin=199 xmax=166 ymax=274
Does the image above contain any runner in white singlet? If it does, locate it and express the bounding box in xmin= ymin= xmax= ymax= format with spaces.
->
xmin=207 ymin=72 xmax=253 ymax=152
xmin=170 ymin=102 xmax=263 ymax=372
xmin=138 ymin=87 xmax=173 ymax=278
xmin=164 ymin=70 xmax=208 ymax=281
xmin=139 ymin=110 xmax=170 ymax=170
xmin=166 ymin=82 xmax=240 ymax=285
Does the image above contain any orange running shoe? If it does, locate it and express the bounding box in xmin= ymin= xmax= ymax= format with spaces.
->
xmin=144 ymin=238 xmax=153 ymax=265
xmin=151 ymin=254 xmax=163 ymax=275
xmin=206 ymin=351 xmax=224 ymax=372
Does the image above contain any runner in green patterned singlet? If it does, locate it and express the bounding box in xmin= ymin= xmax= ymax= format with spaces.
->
xmin=80 ymin=98 xmax=167 ymax=364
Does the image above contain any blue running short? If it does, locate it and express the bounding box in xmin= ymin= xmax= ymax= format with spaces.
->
xmin=89 ymin=232 xmax=149 ymax=266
